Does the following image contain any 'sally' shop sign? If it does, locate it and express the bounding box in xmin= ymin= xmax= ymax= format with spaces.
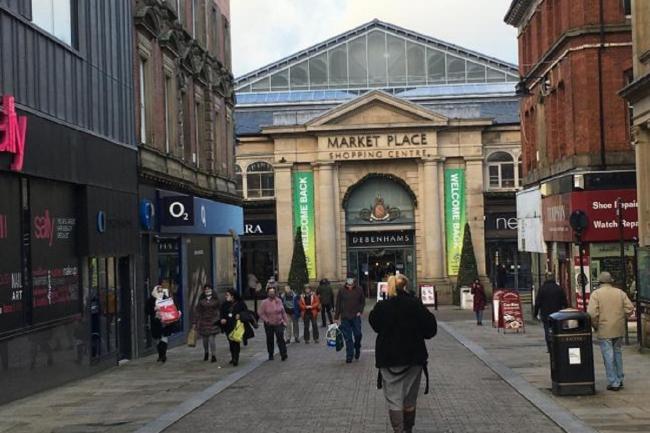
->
xmin=0 ymin=95 xmax=27 ymax=172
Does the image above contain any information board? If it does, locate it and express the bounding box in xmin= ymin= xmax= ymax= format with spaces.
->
xmin=420 ymin=285 xmax=436 ymax=307
xmin=376 ymin=282 xmax=389 ymax=302
xmin=499 ymin=291 xmax=525 ymax=333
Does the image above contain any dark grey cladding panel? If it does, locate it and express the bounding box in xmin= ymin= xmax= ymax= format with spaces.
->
xmin=0 ymin=1 xmax=135 ymax=147
xmin=235 ymin=110 xmax=275 ymax=135
xmin=479 ymin=100 xmax=520 ymax=124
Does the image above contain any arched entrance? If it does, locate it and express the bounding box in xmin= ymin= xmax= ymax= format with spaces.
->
xmin=344 ymin=174 xmax=416 ymax=297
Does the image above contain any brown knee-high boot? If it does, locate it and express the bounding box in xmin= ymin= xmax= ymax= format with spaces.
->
xmin=404 ymin=409 xmax=416 ymax=433
xmin=389 ymin=410 xmax=404 ymax=433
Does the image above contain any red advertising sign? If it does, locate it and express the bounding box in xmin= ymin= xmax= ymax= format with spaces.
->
xmin=542 ymin=189 xmax=638 ymax=242
xmin=572 ymin=190 xmax=638 ymax=241
xmin=498 ymin=291 xmax=525 ymax=333
xmin=0 ymin=95 xmax=27 ymax=172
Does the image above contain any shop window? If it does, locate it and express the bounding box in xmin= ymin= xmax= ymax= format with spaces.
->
xmin=426 ymin=48 xmax=445 ymax=84
xmin=407 ymin=42 xmax=426 ymax=85
xmin=246 ymin=162 xmax=274 ymax=198
xmin=387 ymin=35 xmax=406 ymax=86
xmin=235 ymin=164 xmax=243 ymax=195
xmin=31 ymin=0 xmax=73 ymax=46
xmin=290 ymin=60 xmax=309 ymax=90
xmin=368 ymin=30 xmax=387 ymax=87
xmin=487 ymin=151 xmax=516 ymax=189
xmin=348 ymin=36 xmax=368 ymax=88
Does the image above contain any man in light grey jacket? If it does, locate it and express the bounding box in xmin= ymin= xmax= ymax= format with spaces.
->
xmin=587 ymin=272 xmax=635 ymax=391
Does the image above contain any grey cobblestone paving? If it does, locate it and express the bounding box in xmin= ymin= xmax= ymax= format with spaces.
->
xmin=164 ymin=319 xmax=563 ymax=433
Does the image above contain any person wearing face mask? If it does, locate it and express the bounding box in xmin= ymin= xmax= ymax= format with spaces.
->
xmin=219 ymin=289 xmax=248 ymax=366
xmin=193 ymin=284 xmax=221 ymax=363
xmin=146 ymin=283 xmax=173 ymax=363
xmin=299 ymin=285 xmax=321 ymax=344
xmin=335 ymin=274 xmax=366 ymax=363
xmin=258 ymin=287 xmax=288 ymax=361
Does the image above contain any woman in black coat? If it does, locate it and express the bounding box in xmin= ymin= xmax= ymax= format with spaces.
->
xmin=219 ymin=289 xmax=251 ymax=366
xmin=369 ymin=275 xmax=437 ymax=433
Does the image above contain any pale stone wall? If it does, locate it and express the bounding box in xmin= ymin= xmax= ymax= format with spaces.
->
xmin=235 ymin=93 xmax=520 ymax=301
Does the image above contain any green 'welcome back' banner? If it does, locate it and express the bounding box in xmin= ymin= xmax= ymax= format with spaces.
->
xmin=292 ymin=171 xmax=317 ymax=279
xmin=444 ymin=168 xmax=466 ymax=276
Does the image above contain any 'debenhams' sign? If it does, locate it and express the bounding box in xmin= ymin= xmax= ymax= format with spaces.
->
xmin=348 ymin=230 xmax=414 ymax=248
xmin=0 ymin=95 xmax=27 ymax=172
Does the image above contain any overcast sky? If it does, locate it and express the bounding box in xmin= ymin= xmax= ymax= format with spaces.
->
xmin=231 ymin=0 xmax=518 ymax=78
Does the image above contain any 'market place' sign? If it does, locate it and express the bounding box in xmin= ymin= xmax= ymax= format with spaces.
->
xmin=319 ymin=132 xmax=436 ymax=161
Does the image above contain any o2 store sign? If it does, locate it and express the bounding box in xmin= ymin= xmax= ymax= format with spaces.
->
xmin=160 ymin=196 xmax=195 ymax=227
xmin=160 ymin=195 xmax=209 ymax=228
xmin=0 ymin=95 xmax=27 ymax=172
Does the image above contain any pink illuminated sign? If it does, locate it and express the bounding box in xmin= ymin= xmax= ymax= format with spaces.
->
xmin=0 ymin=95 xmax=27 ymax=172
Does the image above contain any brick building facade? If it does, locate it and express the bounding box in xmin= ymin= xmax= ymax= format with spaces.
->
xmin=505 ymin=1 xmax=636 ymax=304
xmin=132 ymin=0 xmax=243 ymax=358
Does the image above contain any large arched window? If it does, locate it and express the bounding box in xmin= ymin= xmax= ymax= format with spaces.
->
xmin=235 ymin=164 xmax=243 ymax=195
xmin=246 ymin=162 xmax=274 ymax=198
xmin=487 ymin=152 xmax=515 ymax=189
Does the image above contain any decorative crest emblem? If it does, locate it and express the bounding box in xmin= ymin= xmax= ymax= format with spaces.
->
xmin=359 ymin=194 xmax=400 ymax=222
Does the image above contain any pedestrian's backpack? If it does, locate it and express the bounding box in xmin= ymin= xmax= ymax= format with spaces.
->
xmin=326 ymin=324 xmax=344 ymax=351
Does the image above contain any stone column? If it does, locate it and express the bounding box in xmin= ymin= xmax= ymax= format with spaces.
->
xmin=274 ymin=163 xmax=294 ymax=282
xmin=636 ymin=126 xmax=650 ymax=247
xmin=465 ymin=158 xmax=487 ymax=277
xmin=421 ymin=158 xmax=444 ymax=281
xmin=314 ymin=162 xmax=338 ymax=280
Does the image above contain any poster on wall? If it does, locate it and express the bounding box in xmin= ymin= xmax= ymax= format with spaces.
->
xmin=186 ymin=236 xmax=211 ymax=327
xmin=0 ymin=176 xmax=24 ymax=335
xmin=376 ymin=282 xmax=389 ymax=302
xmin=444 ymin=168 xmax=466 ymax=275
xmin=292 ymin=171 xmax=317 ymax=279
xmin=30 ymin=179 xmax=80 ymax=324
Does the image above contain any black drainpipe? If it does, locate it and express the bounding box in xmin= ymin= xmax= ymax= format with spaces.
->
xmin=598 ymin=0 xmax=607 ymax=169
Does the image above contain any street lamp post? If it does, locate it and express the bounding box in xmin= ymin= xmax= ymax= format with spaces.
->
xmin=570 ymin=210 xmax=588 ymax=312
xmin=616 ymin=197 xmax=630 ymax=344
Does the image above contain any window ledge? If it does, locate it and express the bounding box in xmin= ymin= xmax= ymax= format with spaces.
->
xmin=2 ymin=7 xmax=82 ymax=59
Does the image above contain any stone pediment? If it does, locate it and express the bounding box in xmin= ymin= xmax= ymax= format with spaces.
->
xmin=306 ymin=91 xmax=448 ymax=129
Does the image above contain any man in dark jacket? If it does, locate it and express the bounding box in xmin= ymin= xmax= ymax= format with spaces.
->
xmin=335 ymin=274 xmax=365 ymax=363
xmin=369 ymin=275 xmax=437 ymax=433
xmin=534 ymin=273 xmax=568 ymax=352
xmin=317 ymin=278 xmax=334 ymax=327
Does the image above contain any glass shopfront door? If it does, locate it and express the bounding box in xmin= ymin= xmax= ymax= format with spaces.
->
xmin=348 ymin=246 xmax=415 ymax=298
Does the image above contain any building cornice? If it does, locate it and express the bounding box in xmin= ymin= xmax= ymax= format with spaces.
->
xmin=503 ymin=0 xmax=537 ymax=27
xmin=619 ymin=72 xmax=650 ymax=104
xmin=522 ymin=25 xmax=632 ymax=85
xmin=134 ymin=0 xmax=235 ymax=104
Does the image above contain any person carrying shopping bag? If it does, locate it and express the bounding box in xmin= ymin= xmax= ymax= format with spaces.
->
xmin=219 ymin=289 xmax=248 ymax=366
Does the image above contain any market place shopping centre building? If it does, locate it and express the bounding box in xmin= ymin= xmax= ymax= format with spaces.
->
xmin=235 ymin=20 xmax=527 ymax=301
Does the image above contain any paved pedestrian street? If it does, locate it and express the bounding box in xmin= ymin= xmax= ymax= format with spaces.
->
xmin=164 ymin=320 xmax=562 ymax=433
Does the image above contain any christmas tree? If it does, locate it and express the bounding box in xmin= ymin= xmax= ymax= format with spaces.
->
xmin=288 ymin=227 xmax=309 ymax=294
xmin=455 ymin=223 xmax=479 ymax=304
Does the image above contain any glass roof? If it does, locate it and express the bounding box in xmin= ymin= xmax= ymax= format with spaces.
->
xmin=236 ymin=26 xmax=518 ymax=94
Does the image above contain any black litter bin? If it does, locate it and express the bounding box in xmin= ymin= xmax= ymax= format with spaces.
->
xmin=548 ymin=309 xmax=595 ymax=396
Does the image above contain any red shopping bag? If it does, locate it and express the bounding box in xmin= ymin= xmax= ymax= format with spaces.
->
xmin=156 ymin=298 xmax=181 ymax=325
